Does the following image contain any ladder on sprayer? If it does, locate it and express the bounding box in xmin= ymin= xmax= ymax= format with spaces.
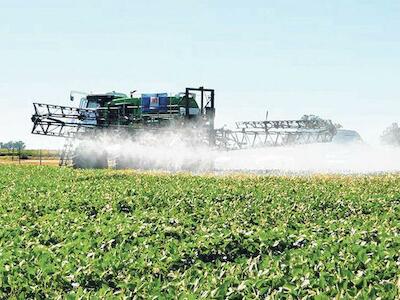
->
xmin=59 ymin=137 xmax=75 ymax=166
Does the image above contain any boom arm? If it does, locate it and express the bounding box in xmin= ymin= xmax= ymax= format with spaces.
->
xmin=215 ymin=119 xmax=337 ymax=150
xmin=31 ymin=103 xmax=97 ymax=137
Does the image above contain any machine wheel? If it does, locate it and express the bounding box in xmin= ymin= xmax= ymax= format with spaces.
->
xmin=115 ymin=154 xmax=141 ymax=170
xmin=115 ymin=154 xmax=159 ymax=170
xmin=72 ymin=147 xmax=108 ymax=169
xmin=181 ymin=157 xmax=214 ymax=172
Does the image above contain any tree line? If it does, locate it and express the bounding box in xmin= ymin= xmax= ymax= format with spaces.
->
xmin=0 ymin=141 xmax=26 ymax=151
xmin=381 ymin=123 xmax=400 ymax=146
xmin=301 ymin=116 xmax=400 ymax=146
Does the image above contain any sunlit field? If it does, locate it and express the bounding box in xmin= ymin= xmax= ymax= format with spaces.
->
xmin=0 ymin=165 xmax=399 ymax=298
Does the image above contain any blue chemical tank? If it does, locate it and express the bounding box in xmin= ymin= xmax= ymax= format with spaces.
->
xmin=141 ymin=93 xmax=168 ymax=113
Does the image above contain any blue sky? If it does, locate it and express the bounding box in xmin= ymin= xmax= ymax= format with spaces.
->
xmin=0 ymin=0 xmax=399 ymax=148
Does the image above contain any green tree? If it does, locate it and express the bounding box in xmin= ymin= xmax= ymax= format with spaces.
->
xmin=0 ymin=141 xmax=26 ymax=152
xmin=3 ymin=141 xmax=14 ymax=151
xmin=301 ymin=114 xmax=342 ymax=129
xmin=381 ymin=123 xmax=400 ymax=146
xmin=13 ymin=141 xmax=26 ymax=151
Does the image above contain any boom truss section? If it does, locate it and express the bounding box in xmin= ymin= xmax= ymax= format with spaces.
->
xmin=215 ymin=119 xmax=337 ymax=150
xmin=31 ymin=103 xmax=97 ymax=137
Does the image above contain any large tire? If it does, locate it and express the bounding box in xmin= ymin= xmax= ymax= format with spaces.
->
xmin=115 ymin=155 xmax=151 ymax=170
xmin=115 ymin=155 xmax=214 ymax=172
xmin=181 ymin=157 xmax=214 ymax=172
xmin=115 ymin=154 xmax=141 ymax=170
xmin=72 ymin=147 xmax=108 ymax=169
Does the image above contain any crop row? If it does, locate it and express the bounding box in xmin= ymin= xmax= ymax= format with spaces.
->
xmin=0 ymin=165 xmax=399 ymax=298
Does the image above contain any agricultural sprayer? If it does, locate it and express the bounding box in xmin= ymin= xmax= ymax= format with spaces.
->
xmin=31 ymin=87 xmax=337 ymax=169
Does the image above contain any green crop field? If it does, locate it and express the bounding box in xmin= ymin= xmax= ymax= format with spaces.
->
xmin=0 ymin=165 xmax=399 ymax=299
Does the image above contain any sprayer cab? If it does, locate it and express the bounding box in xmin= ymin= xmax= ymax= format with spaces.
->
xmin=83 ymin=94 xmax=126 ymax=109
xmin=81 ymin=88 xmax=215 ymax=128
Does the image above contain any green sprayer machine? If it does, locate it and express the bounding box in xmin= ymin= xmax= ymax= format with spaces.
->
xmin=31 ymin=86 xmax=337 ymax=169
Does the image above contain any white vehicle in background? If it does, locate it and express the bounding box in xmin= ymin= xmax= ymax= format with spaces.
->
xmin=332 ymin=129 xmax=363 ymax=144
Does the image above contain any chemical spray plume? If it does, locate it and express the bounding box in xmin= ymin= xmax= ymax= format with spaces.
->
xmin=75 ymin=130 xmax=400 ymax=175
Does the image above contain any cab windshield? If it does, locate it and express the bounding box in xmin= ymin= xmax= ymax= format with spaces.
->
xmin=87 ymin=100 xmax=100 ymax=109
